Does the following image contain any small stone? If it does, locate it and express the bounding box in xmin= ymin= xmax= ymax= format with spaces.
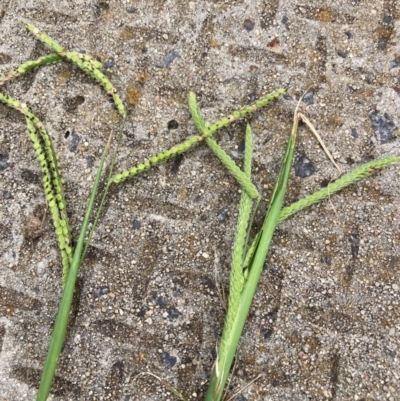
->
xmin=302 ymin=91 xmax=314 ymax=105
xmin=217 ymin=207 xmax=228 ymax=222
xmin=160 ymin=351 xmax=177 ymax=368
xmin=94 ymin=286 xmax=110 ymax=298
xmin=2 ymin=190 xmax=13 ymax=199
xmin=145 ymin=317 xmax=153 ymax=324
xmin=369 ymin=111 xmax=396 ymax=143
xmin=132 ymin=219 xmax=141 ymax=230
xmin=103 ymin=57 xmax=114 ymax=69
xmin=294 ymin=155 xmax=315 ymax=178
xmin=168 ymin=306 xmax=181 ymax=320
xmin=392 ymin=283 xmax=399 ymax=291
xmin=202 ymin=252 xmax=209 ymax=259
xmin=243 ymin=19 xmax=255 ymax=32
xmin=0 ymin=153 xmax=9 ymax=172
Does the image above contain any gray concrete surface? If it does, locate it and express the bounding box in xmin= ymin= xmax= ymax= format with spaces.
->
xmin=0 ymin=1 xmax=400 ymax=400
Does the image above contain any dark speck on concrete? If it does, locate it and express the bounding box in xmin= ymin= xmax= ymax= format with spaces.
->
xmin=0 ymin=153 xmax=9 ymax=172
xmin=263 ymin=328 xmax=273 ymax=341
xmin=294 ymin=155 xmax=315 ymax=178
xmin=155 ymin=296 xmax=167 ymax=308
xmin=94 ymin=286 xmax=110 ymax=298
xmin=167 ymin=119 xmax=179 ymax=129
xmin=349 ymin=234 xmax=359 ymax=258
xmin=2 ymin=190 xmax=13 ymax=199
xmin=126 ymin=7 xmax=137 ymax=13
xmin=156 ymin=50 xmax=179 ymax=68
xmin=131 ymin=219 xmax=141 ymax=230
xmin=320 ymin=179 xmax=330 ymax=188
xmin=86 ymin=155 xmax=95 ymax=168
xmin=383 ymin=15 xmax=392 ymax=24
xmin=369 ymin=111 xmax=396 ymax=143
xmin=302 ymin=91 xmax=314 ymax=105
xmin=235 ymin=395 xmax=246 ymax=401
xmin=351 ymin=127 xmax=359 ymax=140
xmin=217 ymin=207 xmax=228 ymax=223
xmin=243 ymin=19 xmax=255 ymax=32
xmin=238 ymin=139 xmax=245 ymax=153
xmin=377 ymin=38 xmax=388 ymax=50
xmin=168 ymin=306 xmax=180 ymax=320
xmin=337 ymin=50 xmax=348 ymax=58
xmin=137 ymin=305 xmax=147 ymax=317
xmin=66 ymin=130 xmax=81 ymax=152
xmin=345 ymin=31 xmax=353 ymax=39
xmin=128 ymin=140 xmax=142 ymax=148
xmin=20 ymin=169 xmax=39 ymax=183
xmin=389 ymin=56 xmax=400 ymax=70
xmin=160 ymin=352 xmax=177 ymax=369
xmin=281 ymin=15 xmax=289 ymax=29
xmin=103 ymin=57 xmax=114 ymax=69
xmin=171 ymin=154 xmax=183 ymax=174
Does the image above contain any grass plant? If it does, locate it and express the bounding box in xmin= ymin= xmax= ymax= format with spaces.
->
xmin=0 ymin=20 xmax=399 ymax=401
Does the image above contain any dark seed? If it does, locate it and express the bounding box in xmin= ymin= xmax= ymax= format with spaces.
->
xmin=337 ymin=50 xmax=348 ymax=58
xmin=294 ymin=155 xmax=315 ymax=178
xmin=160 ymin=352 xmax=177 ymax=369
xmin=94 ymin=286 xmax=110 ymax=298
xmin=126 ymin=7 xmax=137 ymax=13
xmin=167 ymin=119 xmax=179 ymax=129
xmin=345 ymin=31 xmax=353 ymax=39
xmin=243 ymin=19 xmax=255 ymax=32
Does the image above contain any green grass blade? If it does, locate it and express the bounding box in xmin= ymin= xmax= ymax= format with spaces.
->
xmin=111 ymin=89 xmax=284 ymax=184
xmin=36 ymin=134 xmax=113 ymax=401
xmin=205 ymin=112 xmax=299 ymax=401
xmin=188 ymin=92 xmax=261 ymax=200
xmin=81 ymin=116 xmax=127 ymax=262
xmin=278 ymin=155 xmax=400 ymax=223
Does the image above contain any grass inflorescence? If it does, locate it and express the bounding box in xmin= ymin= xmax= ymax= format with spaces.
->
xmin=1 ymin=20 xmax=398 ymax=401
